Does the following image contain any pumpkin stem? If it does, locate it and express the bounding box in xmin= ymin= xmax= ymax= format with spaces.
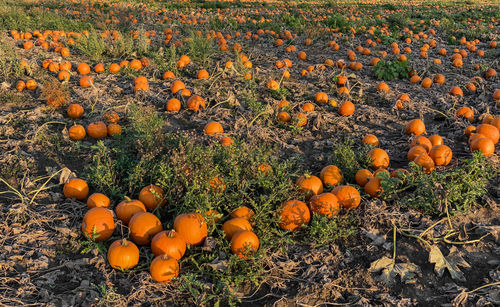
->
xmin=121 ymin=238 xmax=128 ymax=246
xmin=124 ymin=196 xmax=131 ymax=201
xmin=167 ymin=230 xmax=176 ymax=238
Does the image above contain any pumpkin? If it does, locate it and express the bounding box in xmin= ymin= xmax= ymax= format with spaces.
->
xmin=63 ymin=178 xmax=89 ymax=200
xmin=309 ymin=193 xmax=340 ymax=217
xmin=151 ymin=230 xmax=186 ymax=260
xmin=69 ymin=124 xmax=86 ymax=141
xmin=109 ymin=63 xmax=121 ymax=73
xmin=220 ymin=136 xmax=233 ymax=146
xmin=186 ymin=95 xmax=206 ymax=111
xmin=173 ymin=213 xmax=208 ymax=246
xmin=428 ymin=135 xmax=443 ymax=147
xmin=266 ymin=80 xmax=279 ymax=90
xmin=79 ymin=76 xmax=93 ymax=87
xmin=107 ymin=239 xmax=139 ymax=270
xmin=455 ymin=107 xmax=474 ymax=122
xmin=204 ymin=121 xmax=224 ymax=135
xmin=26 ymin=80 xmax=37 ymax=90
xmin=230 ymin=206 xmax=255 ymax=222
xmin=367 ymin=148 xmax=390 ymax=170
xmin=410 ymin=136 xmax=433 ymax=153
xmin=408 ymin=145 xmax=428 ymax=161
xmin=338 ymin=101 xmax=355 ymax=116
xmin=405 ymin=119 xmax=426 ymax=136
xmin=150 ymin=254 xmax=179 ymax=282
xmin=319 ymin=165 xmax=342 ymax=187
xmin=81 ymin=207 xmax=115 ymax=242
xmin=277 ymin=112 xmax=291 ymax=123
xmin=355 ymin=169 xmax=373 ymax=187
xmin=364 ymin=177 xmax=382 ymax=198
xmin=449 ymin=86 xmax=463 ymax=96
xmin=87 ymin=193 xmax=110 ymax=209
xmin=87 ymin=122 xmax=107 ymax=139
xmin=302 ymin=103 xmax=315 ymax=112
xmin=331 ymin=185 xmax=361 ymax=209
xmin=429 ymin=145 xmax=453 ymax=166
xmin=139 ymin=185 xmax=166 ymax=210
xmin=230 ymin=230 xmax=259 ymax=258
xmin=170 ymin=80 xmax=186 ymax=94
xmin=315 ymin=92 xmax=328 ymax=104
xmin=67 ymin=104 xmax=84 ymax=119
xmin=115 ymin=198 xmax=146 ymax=225
xmin=166 ymin=98 xmax=181 ymax=112
xmin=278 ymin=200 xmax=310 ymax=231
xmin=104 ymin=111 xmax=120 ymax=124
xmin=128 ymin=212 xmax=163 ymax=245
xmin=257 ymin=163 xmax=273 ymax=176
xmin=296 ymin=174 xmax=323 ymax=197
xmin=414 ymin=154 xmax=435 ymax=174
xmin=222 ymin=218 xmax=252 ymax=240
xmin=476 ymin=124 xmax=499 ymax=144
xmin=77 ymin=63 xmax=90 ymax=75
xmin=197 ymin=69 xmax=209 ymax=79
xmin=470 ymin=137 xmax=494 ymax=157
xmin=107 ymin=124 xmax=122 ymax=137
xmin=362 ymin=134 xmax=379 ymax=146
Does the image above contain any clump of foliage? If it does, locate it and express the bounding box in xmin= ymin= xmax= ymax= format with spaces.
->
xmin=380 ymin=152 xmax=496 ymax=216
xmin=308 ymin=213 xmax=358 ymax=247
xmin=330 ymin=139 xmax=371 ymax=183
xmin=0 ymin=38 xmax=22 ymax=82
xmin=373 ymin=60 xmax=411 ymax=81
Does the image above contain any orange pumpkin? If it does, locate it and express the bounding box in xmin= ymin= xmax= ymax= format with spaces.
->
xmin=149 ymin=254 xmax=179 ymax=282
xmin=139 ymin=184 xmax=166 ymax=210
xmin=309 ymin=193 xmax=340 ymax=217
xmin=81 ymin=207 xmax=115 ymax=242
xmin=278 ymin=200 xmax=311 ymax=231
xmin=150 ymin=230 xmax=186 ymax=259
xmin=173 ymin=213 xmax=208 ymax=246
xmin=107 ymin=239 xmax=139 ymax=270
xmin=230 ymin=230 xmax=259 ymax=258
xmin=129 ymin=212 xmax=163 ymax=245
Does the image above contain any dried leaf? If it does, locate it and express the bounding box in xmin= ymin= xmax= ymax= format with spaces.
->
xmin=429 ymin=246 xmax=470 ymax=282
xmin=369 ymin=256 xmax=420 ymax=285
xmin=58 ymin=167 xmax=76 ymax=184
xmin=452 ymin=290 xmax=468 ymax=307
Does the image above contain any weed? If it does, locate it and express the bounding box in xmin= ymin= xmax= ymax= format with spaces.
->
xmin=187 ymin=32 xmax=216 ymax=66
xmin=381 ymin=152 xmax=496 ymax=216
xmin=0 ymin=38 xmax=22 ymax=82
xmin=329 ymin=139 xmax=371 ymax=184
xmin=373 ymin=60 xmax=411 ymax=81
xmin=75 ymin=28 xmax=107 ymax=62
xmin=307 ymin=213 xmax=358 ymax=247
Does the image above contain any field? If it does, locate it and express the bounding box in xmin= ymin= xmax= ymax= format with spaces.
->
xmin=0 ymin=0 xmax=499 ymax=305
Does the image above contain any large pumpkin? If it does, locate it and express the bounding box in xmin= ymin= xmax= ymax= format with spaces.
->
xmin=138 ymin=185 xmax=166 ymax=211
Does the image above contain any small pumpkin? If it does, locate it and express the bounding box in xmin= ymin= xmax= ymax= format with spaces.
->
xmin=128 ymin=212 xmax=163 ymax=245
xmin=429 ymin=145 xmax=453 ymax=166
xmin=331 ymin=185 xmax=361 ymax=209
xmin=87 ymin=193 xmax=110 ymax=209
xmin=278 ymin=200 xmax=310 ymax=231
xmin=319 ymin=165 xmax=342 ymax=187
xmin=230 ymin=230 xmax=259 ymax=258
xmin=230 ymin=206 xmax=255 ymax=222
xmin=151 ymin=230 xmax=186 ymax=260
xmin=405 ymin=119 xmax=426 ymax=136
xmin=81 ymin=207 xmax=115 ymax=242
xmin=204 ymin=121 xmax=224 ymax=135
xmin=63 ymin=178 xmax=89 ymax=200
xmin=68 ymin=124 xmax=86 ymax=141
xmin=115 ymin=198 xmax=146 ymax=225
xmin=309 ymin=193 xmax=340 ymax=217
xmin=296 ymin=174 xmax=323 ymax=197
xmin=87 ymin=122 xmax=107 ymax=139
xmin=107 ymin=239 xmax=139 ymax=270
xmin=414 ymin=154 xmax=435 ymax=174
xmin=139 ymin=184 xmax=166 ymax=211
xmin=364 ymin=177 xmax=382 ymax=198
xmin=67 ymin=104 xmax=84 ymax=119
xmin=367 ymin=148 xmax=390 ymax=170
xmin=149 ymin=254 xmax=179 ymax=283
xmin=355 ymin=169 xmax=373 ymax=187
xmin=222 ymin=218 xmax=252 ymax=240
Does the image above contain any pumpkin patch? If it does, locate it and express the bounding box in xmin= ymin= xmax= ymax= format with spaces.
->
xmin=0 ymin=0 xmax=498 ymax=305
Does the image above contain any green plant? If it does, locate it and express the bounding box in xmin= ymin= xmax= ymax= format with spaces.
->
xmin=373 ymin=60 xmax=411 ymax=81
xmin=75 ymin=28 xmax=106 ymax=62
xmin=187 ymin=32 xmax=216 ymax=66
xmin=307 ymin=213 xmax=358 ymax=247
xmin=381 ymin=152 xmax=496 ymax=215
xmin=0 ymin=38 xmax=22 ymax=82
xmin=330 ymin=139 xmax=371 ymax=183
